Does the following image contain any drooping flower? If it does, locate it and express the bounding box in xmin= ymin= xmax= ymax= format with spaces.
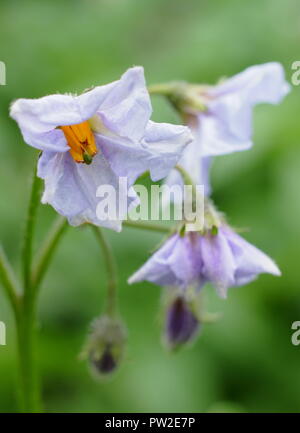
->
xmin=164 ymin=62 xmax=290 ymax=195
xmin=10 ymin=67 xmax=192 ymax=231
xmin=81 ymin=315 xmax=127 ymax=378
xmin=188 ymin=62 xmax=290 ymax=156
xmin=128 ymin=224 xmax=281 ymax=299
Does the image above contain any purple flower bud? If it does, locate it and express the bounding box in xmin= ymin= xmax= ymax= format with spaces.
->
xmin=90 ymin=344 xmax=117 ymax=375
xmin=165 ymin=296 xmax=200 ymax=348
xmin=82 ymin=315 xmax=127 ymax=378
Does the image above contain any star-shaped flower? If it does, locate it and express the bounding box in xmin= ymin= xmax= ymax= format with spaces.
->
xmin=10 ymin=67 xmax=192 ymax=230
xmin=165 ymin=62 xmax=290 ymax=196
xmin=128 ymin=225 xmax=280 ymax=298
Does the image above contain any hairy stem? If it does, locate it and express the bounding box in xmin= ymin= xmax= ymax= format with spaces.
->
xmin=148 ymin=82 xmax=182 ymax=96
xmin=17 ymin=214 xmax=68 ymax=412
xmin=174 ymin=164 xmax=197 ymax=191
xmin=21 ymin=166 xmax=42 ymax=290
xmin=123 ymin=219 xmax=171 ymax=233
xmin=17 ymin=165 xmax=42 ymax=412
xmin=16 ymin=292 xmax=40 ymax=412
xmin=32 ymin=216 xmax=68 ymax=290
xmin=0 ymin=245 xmax=21 ymax=317
xmin=175 ymin=164 xmax=200 ymax=214
xmin=91 ymin=227 xmax=118 ymax=317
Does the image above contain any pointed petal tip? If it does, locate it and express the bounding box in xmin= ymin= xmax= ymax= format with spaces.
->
xmin=129 ymin=65 xmax=144 ymax=74
xmin=121 ymin=65 xmax=145 ymax=82
xmin=259 ymin=251 xmax=282 ymax=277
xmin=270 ymin=261 xmax=282 ymax=277
xmin=127 ymin=275 xmax=136 ymax=285
xmin=9 ymin=98 xmax=24 ymax=121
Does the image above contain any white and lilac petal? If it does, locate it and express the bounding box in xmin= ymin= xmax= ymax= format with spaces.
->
xmin=161 ymin=169 xmax=183 ymax=206
xmin=211 ymin=62 xmax=290 ymax=104
xmin=97 ymin=120 xmax=191 ymax=185
xmin=10 ymin=67 xmax=148 ymax=153
xmin=162 ymin=120 xmax=213 ymax=206
xmin=223 ymin=227 xmax=281 ymax=286
xmin=128 ymin=235 xmax=182 ymax=287
xmin=162 ymin=156 xmax=212 ymax=210
xmin=142 ymin=121 xmax=192 ymax=181
xmin=96 ymin=134 xmax=153 ymax=186
xmin=10 ymin=91 xmax=112 ymax=153
xmin=177 ymin=130 xmax=213 ymax=194
xmin=200 ymin=62 xmax=290 ymax=156
xmin=23 ymin=128 xmax=69 ymax=153
xmin=168 ymin=235 xmax=202 ymax=288
xmin=37 ymin=150 xmax=63 ymax=183
xmin=198 ymin=106 xmax=253 ymax=156
xmin=10 ymin=94 xmax=84 ymax=134
xmin=39 ymin=150 xmax=138 ymax=231
xmin=97 ymin=67 xmax=152 ymax=142
xmin=128 ymin=234 xmax=201 ymax=290
xmin=10 ymin=78 xmax=125 ymax=134
xmin=39 ymin=152 xmax=92 ymax=220
xmin=75 ymin=81 xmax=119 ymax=121
xmin=200 ymin=231 xmax=236 ymax=298
xmin=10 ymin=94 xmax=81 ymax=153
xmin=200 ymin=157 xmax=213 ymax=196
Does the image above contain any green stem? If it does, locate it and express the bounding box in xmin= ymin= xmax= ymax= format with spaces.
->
xmin=91 ymin=227 xmax=118 ymax=317
xmin=175 ymin=164 xmax=200 ymax=213
xmin=32 ymin=216 xmax=68 ymax=290
xmin=148 ymin=82 xmax=207 ymax=112
xmin=123 ymin=219 xmax=171 ymax=233
xmin=21 ymin=166 xmax=42 ymax=290
xmin=17 ymin=214 xmax=68 ymax=412
xmin=17 ymin=165 xmax=42 ymax=412
xmin=0 ymin=245 xmax=21 ymax=317
xmin=174 ymin=164 xmax=197 ymax=191
xmin=16 ymin=292 xmax=40 ymax=412
xmin=148 ymin=82 xmax=181 ymax=96
xmin=2 ymin=165 xmax=68 ymax=412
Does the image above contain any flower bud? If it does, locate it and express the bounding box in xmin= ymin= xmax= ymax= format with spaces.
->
xmin=150 ymin=82 xmax=210 ymax=117
xmin=82 ymin=315 xmax=127 ymax=378
xmin=164 ymin=294 xmax=200 ymax=349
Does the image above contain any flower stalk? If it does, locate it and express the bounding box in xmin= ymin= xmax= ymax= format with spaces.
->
xmin=32 ymin=216 xmax=68 ymax=290
xmin=21 ymin=165 xmax=42 ymax=290
xmin=17 ymin=165 xmax=42 ymax=412
xmin=15 ymin=168 xmax=68 ymax=412
xmin=91 ymin=226 xmax=118 ymax=317
xmin=0 ymin=246 xmax=21 ymax=317
xmin=16 ymin=291 xmax=40 ymax=412
xmin=123 ymin=219 xmax=171 ymax=233
xmin=0 ymin=172 xmax=69 ymax=412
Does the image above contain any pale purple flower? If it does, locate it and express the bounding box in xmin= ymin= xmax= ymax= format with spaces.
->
xmin=10 ymin=67 xmax=192 ymax=231
xmin=128 ymin=225 xmax=281 ymax=298
xmin=194 ymin=62 xmax=290 ymax=156
xmin=166 ymin=62 xmax=290 ymax=195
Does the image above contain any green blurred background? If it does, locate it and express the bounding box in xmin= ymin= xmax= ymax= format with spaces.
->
xmin=0 ymin=0 xmax=300 ymax=413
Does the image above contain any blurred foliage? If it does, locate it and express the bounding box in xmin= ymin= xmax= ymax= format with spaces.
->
xmin=0 ymin=0 xmax=300 ymax=413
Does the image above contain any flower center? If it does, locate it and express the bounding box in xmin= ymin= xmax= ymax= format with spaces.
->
xmin=60 ymin=120 xmax=97 ymax=164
